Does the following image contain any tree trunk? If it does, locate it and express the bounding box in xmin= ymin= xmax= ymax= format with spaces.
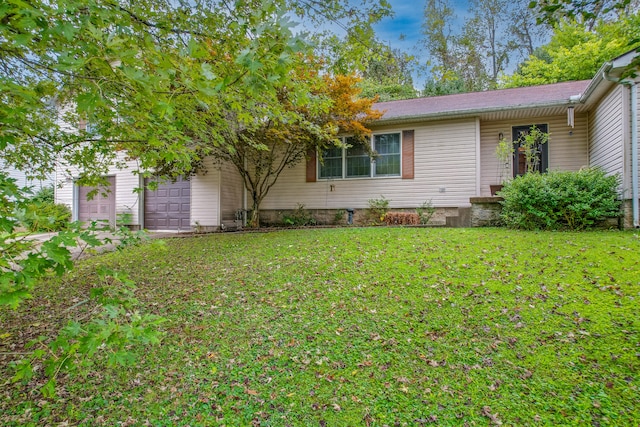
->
xmin=248 ymin=207 xmax=260 ymax=228
xmin=248 ymin=192 xmax=262 ymax=228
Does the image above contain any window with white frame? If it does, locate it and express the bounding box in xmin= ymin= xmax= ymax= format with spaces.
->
xmin=318 ymin=133 xmax=401 ymax=179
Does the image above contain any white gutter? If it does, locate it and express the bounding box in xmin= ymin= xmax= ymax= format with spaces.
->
xmin=375 ymin=100 xmax=579 ymax=126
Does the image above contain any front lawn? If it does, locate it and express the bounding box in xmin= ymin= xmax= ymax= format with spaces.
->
xmin=1 ymin=228 xmax=638 ymax=426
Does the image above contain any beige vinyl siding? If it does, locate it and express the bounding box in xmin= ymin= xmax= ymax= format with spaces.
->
xmin=480 ymin=114 xmax=589 ymax=196
xmin=191 ymin=158 xmax=220 ymax=227
xmin=636 ymin=85 xmax=640 ymax=195
xmin=54 ymin=153 xmax=141 ymax=225
xmin=589 ymin=85 xmax=624 ymax=179
xmin=2 ymin=162 xmax=54 ymax=189
xmin=112 ymin=160 xmax=141 ymax=226
xmin=261 ymin=118 xmax=478 ymax=209
xmin=220 ymin=162 xmax=243 ymax=221
xmin=54 ymin=164 xmax=74 ymax=211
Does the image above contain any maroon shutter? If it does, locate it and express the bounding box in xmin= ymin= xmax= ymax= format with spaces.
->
xmin=306 ymin=149 xmax=317 ymax=182
xmin=402 ymin=130 xmax=414 ymax=179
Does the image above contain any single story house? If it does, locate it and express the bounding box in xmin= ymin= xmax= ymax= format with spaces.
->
xmin=55 ymin=50 xmax=640 ymax=229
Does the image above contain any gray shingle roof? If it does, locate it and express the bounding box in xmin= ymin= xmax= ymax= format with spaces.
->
xmin=374 ymin=80 xmax=592 ymax=122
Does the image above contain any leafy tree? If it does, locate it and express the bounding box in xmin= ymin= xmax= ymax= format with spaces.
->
xmin=161 ymin=72 xmax=383 ymax=227
xmin=358 ymin=45 xmax=417 ymax=101
xmin=423 ymin=77 xmax=467 ymax=96
xmin=0 ymin=0 xmax=392 ymax=186
xmin=502 ymin=14 xmax=640 ymax=87
xmin=510 ymin=2 xmax=551 ymax=58
xmin=422 ymin=0 xmax=462 ymax=91
xmin=292 ymin=0 xmax=393 ymax=75
xmin=530 ymin=0 xmax=635 ymax=30
xmin=422 ymin=0 xmax=548 ymax=93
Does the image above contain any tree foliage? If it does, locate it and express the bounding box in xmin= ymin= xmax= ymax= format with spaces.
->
xmin=530 ymin=0 xmax=635 ymax=30
xmin=201 ymin=72 xmax=383 ymax=227
xmin=358 ymin=45 xmax=417 ymax=101
xmin=422 ymin=0 xmax=549 ymax=93
xmin=502 ymin=14 xmax=640 ymax=87
xmin=0 ymin=0 xmax=392 ymax=186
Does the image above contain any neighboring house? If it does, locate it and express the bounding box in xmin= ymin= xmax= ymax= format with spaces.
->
xmin=55 ymin=50 xmax=640 ymax=230
xmin=2 ymin=161 xmax=55 ymax=190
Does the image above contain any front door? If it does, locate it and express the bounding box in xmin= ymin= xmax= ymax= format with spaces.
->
xmin=512 ymin=124 xmax=548 ymax=177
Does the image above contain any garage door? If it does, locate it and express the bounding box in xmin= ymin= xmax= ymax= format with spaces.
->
xmin=144 ymin=177 xmax=191 ymax=230
xmin=78 ymin=176 xmax=116 ymax=226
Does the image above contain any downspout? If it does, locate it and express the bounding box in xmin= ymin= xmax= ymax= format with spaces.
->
xmin=604 ymin=65 xmax=639 ymax=228
xmin=243 ymin=157 xmax=248 ymax=227
xmin=218 ymin=166 xmax=222 ymax=229
xmin=630 ymin=82 xmax=639 ymax=227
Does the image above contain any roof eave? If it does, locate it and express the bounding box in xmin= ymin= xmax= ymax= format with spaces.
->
xmin=375 ymin=99 xmax=578 ymax=125
xmin=578 ymin=62 xmax=613 ymax=104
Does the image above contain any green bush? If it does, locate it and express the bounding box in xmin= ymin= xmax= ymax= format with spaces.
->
xmin=416 ymin=200 xmax=435 ymax=224
xmin=282 ymin=203 xmax=316 ymax=226
xmin=28 ymin=186 xmax=55 ymax=204
xmin=366 ymin=195 xmax=390 ymax=225
xmin=499 ymin=169 xmax=621 ymax=230
xmin=17 ymin=202 xmax=71 ymax=232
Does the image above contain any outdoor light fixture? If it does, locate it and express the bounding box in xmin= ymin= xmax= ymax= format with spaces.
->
xmin=498 ymin=132 xmax=504 ymax=140
xmin=567 ymin=106 xmax=575 ymax=128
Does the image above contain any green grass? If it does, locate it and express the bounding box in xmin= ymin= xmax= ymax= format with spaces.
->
xmin=1 ymin=228 xmax=639 ymax=426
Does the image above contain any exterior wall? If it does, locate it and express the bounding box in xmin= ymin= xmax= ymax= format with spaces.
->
xmin=625 ymin=84 xmax=640 ymax=217
xmin=190 ymin=158 xmax=221 ymax=229
xmin=480 ymin=114 xmax=589 ymax=197
xmin=55 ymin=153 xmax=141 ymax=226
xmin=258 ymin=206 xmax=465 ymax=227
xmin=2 ymin=162 xmax=55 ymax=189
xmin=261 ymin=118 xmax=479 ymax=210
xmin=589 ymin=85 xmax=625 ymax=187
xmin=219 ymin=162 xmax=244 ymax=222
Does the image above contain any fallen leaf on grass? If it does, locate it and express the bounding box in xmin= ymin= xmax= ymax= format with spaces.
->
xmin=482 ymin=406 xmax=503 ymax=425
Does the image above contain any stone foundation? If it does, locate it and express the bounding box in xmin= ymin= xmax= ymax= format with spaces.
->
xmin=470 ymin=197 xmax=503 ymax=227
xmin=622 ymin=199 xmax=639 ymax=229
xmin=258 ymin=206 xmax=468 ymax=227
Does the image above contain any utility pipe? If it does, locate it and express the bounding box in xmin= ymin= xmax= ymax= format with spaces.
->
xmin=630 ymin=82 xmax=639 ymax=227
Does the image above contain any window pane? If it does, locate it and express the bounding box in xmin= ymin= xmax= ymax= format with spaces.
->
xmin=319 ymin=147 xmax=343 ymax=179
xmin=374 ymin=155 xmax=400 ymax=176
xmin=323 ymin=146 xmax=343 ymax=158
xmin=346 ymin=144 xmax=368 ymax=156
xmin=373 ymin=133 xmax=401 ymax=176
xmin=346 ymin=140 xmax=371 ymax=178
xmin=346 ymin=155 xmax=371 ymax=177
xmin=374 ymin=133 xmax=400 ymax=155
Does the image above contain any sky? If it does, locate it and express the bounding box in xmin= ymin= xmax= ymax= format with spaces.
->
xmin=372 ymin=0 xmax=471 ymax=85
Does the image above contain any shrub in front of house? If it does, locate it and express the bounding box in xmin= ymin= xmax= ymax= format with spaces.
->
xmin=17 ymin=202 xmax=72 ymax=232
xmin=499 ymin=169 xmax=621 ymax=230
xmin=14 ymin=186 xmax=71 ymax=232
xmin=384 ymin=212 xmax=420 ymax=225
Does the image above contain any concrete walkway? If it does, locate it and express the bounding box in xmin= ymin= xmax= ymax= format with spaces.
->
xmin=20 ymin=229 xmax=189 ymax=260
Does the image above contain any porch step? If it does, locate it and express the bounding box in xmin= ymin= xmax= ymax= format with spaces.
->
xmin=445 ymin=207 xmax=471 ymax=228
